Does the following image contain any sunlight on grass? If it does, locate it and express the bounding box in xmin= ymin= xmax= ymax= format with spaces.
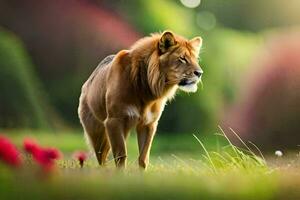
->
xmin=193 ymin=126 xmax=268 ymax=175
xmin=1 ymin=128 xmax=295 ymax=199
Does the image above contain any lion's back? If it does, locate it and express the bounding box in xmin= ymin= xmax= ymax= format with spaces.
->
xmin=79 ymin=55 xmax=115 ymax=120
xmin=88 ymin=55 xmax=115 ymax=84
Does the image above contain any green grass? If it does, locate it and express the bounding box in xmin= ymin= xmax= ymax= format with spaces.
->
xmin=0 ymin=129 xmax=300 ymax=199
xmin=2 ymin=129 xmax=221 ymax=158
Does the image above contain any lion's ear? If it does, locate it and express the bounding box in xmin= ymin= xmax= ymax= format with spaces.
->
xmin=158 ymin=31 xmax=177 ymax=54
xmin=190 ymin=37 xmax=202 ymax=55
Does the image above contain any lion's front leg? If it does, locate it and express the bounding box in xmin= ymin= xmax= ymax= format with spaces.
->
xmin=105 ymin=118 xmax=128 ymax=168
xmin=136 ymin=122 xmax=157 ymax=169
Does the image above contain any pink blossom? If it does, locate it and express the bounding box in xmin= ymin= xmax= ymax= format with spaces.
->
xmin=73 ymin=151 xmax=87 ymax=168
xmin=23 ymin=138 xmax=62 ymax=171
xmin=0 ymin=135 xmax=22 ymax=167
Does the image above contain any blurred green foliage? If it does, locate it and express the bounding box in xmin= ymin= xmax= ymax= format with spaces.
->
xmin=199 ymin=0 xmax=300 ymax=31
xmin=0 ymin=29 xmax=49 ymax=128
xmin=0 ymin=29 xmax=63 ymax=129
xmin=122 ymin=0 xmax=197 ymax=35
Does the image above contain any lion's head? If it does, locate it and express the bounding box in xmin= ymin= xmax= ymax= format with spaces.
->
xmin=147 ymin=31 xmax=203 ymax=96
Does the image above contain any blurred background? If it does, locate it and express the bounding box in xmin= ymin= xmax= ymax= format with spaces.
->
xmin=0 ymin=0 xmax=299 ymax=151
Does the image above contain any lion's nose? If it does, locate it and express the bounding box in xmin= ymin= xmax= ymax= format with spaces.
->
xmin=194 ymin=70 xmax=203 ymax=78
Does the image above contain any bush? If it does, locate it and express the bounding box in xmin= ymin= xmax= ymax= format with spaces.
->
xmin=0 ymin=28 xmax=57 ymax=129
xmin=224 ymin=30 xmax=300 ymax=149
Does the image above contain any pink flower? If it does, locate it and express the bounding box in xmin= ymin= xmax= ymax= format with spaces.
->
xmin=43 ymin=148 xmax=61 ymax=160
xmin=23 ymin=138 xmax=40 ymax=154
xmin=0 ymin=135 xmax=22 ymax=167
xmin=23 ymin=138 xmax=62 ymax=171
xmin=73 ymin=151 xmax=87 ymax=168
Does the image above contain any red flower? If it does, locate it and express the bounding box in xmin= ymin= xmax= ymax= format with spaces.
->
xmin=43 ymin=148 xmax=61 ymax=160
xmin=23 ymin=138 xmax=62 ymax=171
xmin=73 ymin=151 xmax=87 ymax=168
xmin=23 ymin=138 xmax=40 ymax=154
xmin=0 ymin=135 xmax=22 ymax=167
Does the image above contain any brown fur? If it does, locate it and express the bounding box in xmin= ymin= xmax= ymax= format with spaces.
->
xmin=78 ymin=31 xmax=203 ymax=169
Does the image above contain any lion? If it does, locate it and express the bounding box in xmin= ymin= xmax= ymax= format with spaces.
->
xmin=78 ymin=31 xmax=203 ymax=169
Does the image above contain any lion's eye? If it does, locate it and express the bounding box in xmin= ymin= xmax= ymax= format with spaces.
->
xmin=179 ymin=57 xmax=187 ymax=64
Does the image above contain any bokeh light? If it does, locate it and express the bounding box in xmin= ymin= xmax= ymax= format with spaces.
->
xmin=180 ymin=0 xmax=201 ymax=8
xmin=196 ymin=11 xmax=217 ymax=31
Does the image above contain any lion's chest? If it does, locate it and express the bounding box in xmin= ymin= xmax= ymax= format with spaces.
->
xmin=142 ymin=100 xmax=166 ymax=125
xmin=125 ymin=100 xmax=166 ymax=126
xmin=143 ymin=110 xmax=157 ymax=125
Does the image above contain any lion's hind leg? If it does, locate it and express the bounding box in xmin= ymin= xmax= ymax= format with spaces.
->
xmin=79 ymin=101 xmax=110 ymax=165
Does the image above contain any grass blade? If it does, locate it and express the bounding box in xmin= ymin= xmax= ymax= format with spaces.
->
xmin=193 ymin=134 xmax=217 ymax=174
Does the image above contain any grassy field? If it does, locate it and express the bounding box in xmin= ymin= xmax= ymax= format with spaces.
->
xmin=1 ymin=129 xmax=300 ymax=200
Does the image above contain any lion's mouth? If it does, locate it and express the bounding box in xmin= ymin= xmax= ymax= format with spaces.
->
xmin=178 ymin=78 xmax=200 ymax=93
xmin=178 ymin=79 xmax=197 ymax=86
